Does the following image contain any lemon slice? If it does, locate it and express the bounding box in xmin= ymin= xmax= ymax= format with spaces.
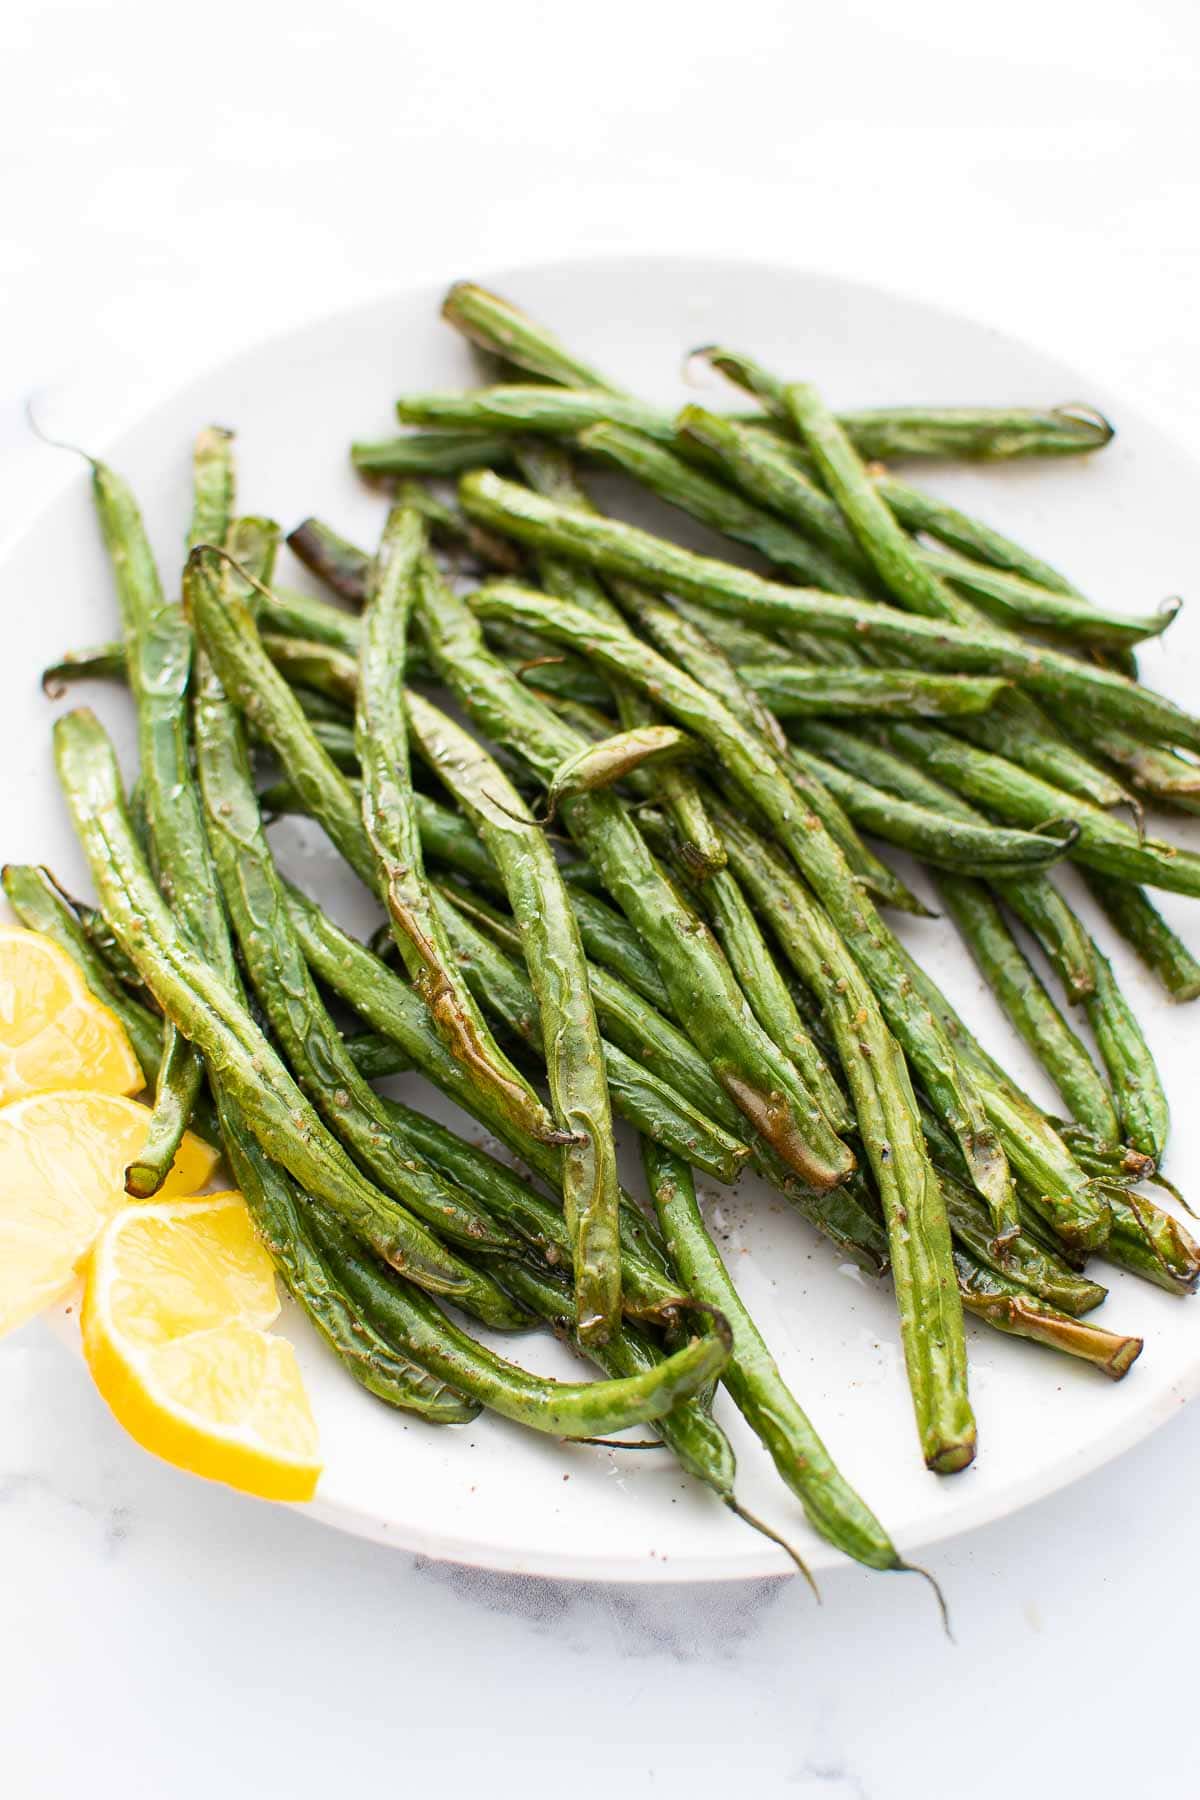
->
xmin=83 ymin=1193 xmax=321 ymax=1502
xmin=0 ymin=1090 xmax=218 ymax=1338
xmin=0 ymin=925 xmax=144 ymax=1105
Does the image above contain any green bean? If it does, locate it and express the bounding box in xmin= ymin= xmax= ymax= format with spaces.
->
xmin=788 ymin=737 xmax=1079 ymax=876
xmin=356 ymin=511 xmax=559 ymax=1147
xmin=1080 ymin=872 xmax=1200 ymax=1003
xmin=413 ymin=794 xmax=673 ymax=1012
xmin=1083 ymin=941 xmax=1169 ymax=1162
xmin=459 ymin=471 xmax=1200 ymax=752
xmin=259 ymin=585 xmax=363 ymax=653
xmin=895 ymin=945 xmax=1112 ymax=1251
xmin=923 ymin=547 xmax=1177 ymax=650
xmin=641 ymin=1140 xmax=904 ymax=1566
xmin=42 ymin=641 xmax=127 ymax=694
xmin=511 ymin=438 xmax=728 ymax=880
xmin=953 ymin=693 xmax=1132 ymax=813
xmin=193 ymin=630 xmax=523 ymax=1259
xmin=783 ymin=381 xmax=967 ymax=617
xmin=537 ymin=724 xmax=699 ymax=821
xmin=415 ymin=576 xmax=856 ymax=1191
xmin=261 ymin=634 xmax=359 ymax=707
xmin=90 ymin=451 xmax=214 ymax=1192
xmin=393 ymin=480 xmax=524 ymax=573
xmin=401 ymin=373 xmax=1114 ymax=462
xmin=692 ymin=863 xmax=853 ymax=1135
xmin=695 ymin=350 xmax=1115 ymax=459
xmin=1103 ymin=1190 xmax=1200 ymax=1294
xmin=693 ymin=803 xmax=974 ymax=1471
xmin=741 ymin=664 xmax=1008 ymax=720
xmin=53 ymin=707 xmax=523 ymax=1329
xmin=433 ymin=887 xmax=748 ymax=1183
xmin=884 ymin=722 xmax=1200 ymax=900
xmin=189 ymin=425 xmax=237 ymax=549
xmin=397 ymin=384 xmax=674 ymax=442
xmin=874 ymin=474 xmax=1081 ymax=593
xmin=789 ymin=720 xmax=1097 ymax=1003
xmin=673 ymin=405 xmax=872 ymax=571
xmin=406 ymin=689 xmax=623 ymax=1340
xmin=442 ymin=281 xmax=622 ymax=391
xmin=285 ymin=517 xmax=370 ymax=603
xmin=472 ymin=579 xmax=1015 ymax=1242
xmin=935 ymin=875 xmax=1119 ymax=1144
xmin=584 ymin=560 xmax=929 ymax=916
xmin=352 ymin=434 xmax=517 ymax=479
xmin=225 ymin=1113 xmax=480 ymax=1424
xmin=831 ymin=404 xmax=1116 ymax=461
xmin=954 ymin=1254 xmax=1141 ymax=1377
xmin=1072 ymin=729 xmax=1200 ymax=806
xmin=310 ymin=1203 xmax=730 ymax=1438
xmin=578 ymin=423 xmax=874 ymax=597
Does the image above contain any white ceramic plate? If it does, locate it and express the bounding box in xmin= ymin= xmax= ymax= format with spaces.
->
xmin=15 ymin=255 xmax=1200 ymax=1582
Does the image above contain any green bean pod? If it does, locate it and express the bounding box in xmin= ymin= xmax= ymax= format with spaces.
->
xmin=458 ymin=471 xmax=1200 ymax=753
xmin=955 ymin=1254 xmax=1141 ymax=1378
xmin=431 ymin=874 xmax=752 ymax=1173
xmin=935 ymin=876 xmax=1119 ymax=1144
xmin=442 ymin=281 xmax=622 ymax=390
xmin=357 ymin=510 xmax=560 ymax=1147
xmin=285 ymin=517 xmax=370 ymax=602
xmin=1080 ymin=872 xmax=1200 ymax=1004
xmin=472 ymin=579 xmax=1015 ymax=1243
xmin=192 ymin=639 xmax=522 ymax=1259
xmin=642 ymin=1140 xmax=905 ymax=1567
xmin=885 ymin=722 xmax=1200 ymax=900
xmin=52 ymin=707 xmax=523 ymax=1329
xmin=406 ymin=689 xmax=624 ymax=1341
xmin=741 ymin=664 xmax=1008 ymax=720
xmin=224 ymin=1108 xmax=480 ymax=1424
xmin=1083 ymin=942 xmax=1170 ymax=1162
xmin=578 ymin=422 xmax=873 ymax=597
xmin=698 ymin=806 xmax=974 ymax=1472
xmin=311 ymin=1204 xmax=731 ymax=1438
xmin=788 ymin=737 xmax=1078 ymax=876
xmin=415 ymin=575 xmax=856 ymax=1191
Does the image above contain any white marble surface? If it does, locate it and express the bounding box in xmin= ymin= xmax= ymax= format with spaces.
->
xmin=4 ymin=3 xmax=1200 ymax=1793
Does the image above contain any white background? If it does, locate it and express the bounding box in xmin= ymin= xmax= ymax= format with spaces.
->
xmin=3 ymin=3 xmax=1199 ymax=1795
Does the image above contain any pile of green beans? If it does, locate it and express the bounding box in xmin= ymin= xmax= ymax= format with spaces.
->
xmin=30 ymin=276 xmax=1200 ymax=1602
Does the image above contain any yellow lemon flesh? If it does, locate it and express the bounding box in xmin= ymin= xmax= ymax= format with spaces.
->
xmin=83 ymin=1193 xmax=321 ymax=1503
xmin=0 ymin=925 xmax=144 ymax=1105
xmin=0 ymin=1090 xmax=218 ymax=1338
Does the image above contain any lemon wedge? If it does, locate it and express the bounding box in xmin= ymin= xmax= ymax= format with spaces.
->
xmin=0 ymin=924 xmax=144 ymax=1105
xmin=0 ymin=1089 xmax=218 ymax=1338
xmin=83 ymin=1193 xmax=321 ymax=1502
